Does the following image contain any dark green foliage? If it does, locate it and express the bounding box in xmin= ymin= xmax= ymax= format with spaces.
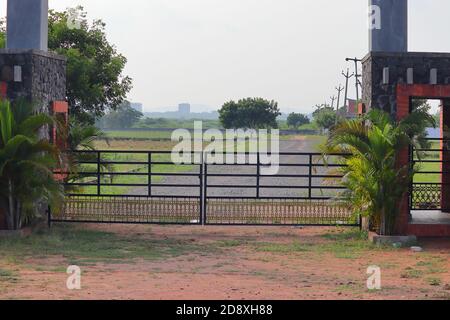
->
xmin=47 ymin=7 xmax=132 ymax=124
xmin=313 ymin=104 xmax=337 ymax=131
xmin=323 ymin=109 xmax=435 ymax=235
xmin=0 ymin=19 xmax=5 ymax=48
xmin=0 ymin=99 xmax=64 ymax=230
xmin=219 ymin=98 xmax=281 ymax=129
xmin=287 ymin=113 xmax=310 ymax=129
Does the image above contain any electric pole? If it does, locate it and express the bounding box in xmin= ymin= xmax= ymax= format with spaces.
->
xmin=330 ymin=95 xmax=336 ymax=109
xmin=346 ymin=57 xmax=362 ymax=102
xmin=335 ymin=84 xmax=344 ymax=125
xmin=342 ymin=68 xmax=354 ymax=112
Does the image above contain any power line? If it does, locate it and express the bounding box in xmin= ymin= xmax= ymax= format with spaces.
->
xmin=335 ymin=84 xmax=344 ymax=125
xmin=330 ymin=95 xmax=337 ymax=109
xmin=342 ymin=68 xmax=354 ymax=111
xmin=345 ymin=57 xmax=362 ymax=102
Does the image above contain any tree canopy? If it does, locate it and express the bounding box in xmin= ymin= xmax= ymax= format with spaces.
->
xmin=1 ymin=8 xmax=132 ymax=125
xmin=49 ymin=7 xmax=132 ymax=124
xmin=97 ymin=101 xmax=143 ymax=129
xmin=287 ymin=113 xmax=310 ymax=129
xmin=218 ymin=98 xmax=281 ymax=129
xmin=0 ymin=19 xmax=5 ymax=48
xmin=0 ymin=99 xmax=64 ymax=230
xmin=313 ymin=104 xmax=336 ymax=131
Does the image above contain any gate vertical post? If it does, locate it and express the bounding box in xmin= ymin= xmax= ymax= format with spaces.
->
xmin=409 ymin=145 xmax=414 ymax=213
xmin=203 ymin=153 xmax=208 ymax=225
xmin=148 ymin=152 xmax=152 ymax=197
xmin=308 ymin=154 xmax=313 ymax=199
xmin=199 ymin=152 xmax=204 ymax=225
xmin=441 ymin=99 xmax=450 ymax=212
xmin=256 ymin=152 xmax=260 ymax=198
xmin=47 ymin=205 xmax=51 ymax=228
xmin=97 ymin=151 xmax=101 ymax=196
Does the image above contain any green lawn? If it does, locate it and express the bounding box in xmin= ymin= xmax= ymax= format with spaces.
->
xmin=104 ymin=129 xmax=325 ymax=142
xmin=0 ymin=225 xmax=208 ymax=265
xmin=413 ymin=141 xmax=442 ymax=183
xmin=71 ymin=133 xmax=326 ymax=196
xmin=105 ymin=130 xmax=173 ymax=140
xmin=71 ymin=152 xmax=195 ymax=196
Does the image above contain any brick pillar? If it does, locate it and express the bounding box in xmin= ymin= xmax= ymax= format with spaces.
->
xmin=441 ymin=100 xmax=450 ymax=213
xmin=0 ymin=81 xmax=6 ymax=98
xmin=52 ymin=101 xmax=69 ymax=182
xmin=395 ymin=86 xmax=411 ymax=235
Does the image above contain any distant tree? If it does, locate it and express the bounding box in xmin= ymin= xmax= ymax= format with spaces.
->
xmin=98 ymin=101 xmax=143 ymax=129
xmin=411 ymin=99 xmax=431 ymax=113
xmin=287 ymin=113 xmax=310 ymax=129
xmin=434 ymin=112 xmax=441 ymax=126
xmin=12 ymin=7 xmax=133 ymax=125
xmin=0 ymin=19 xmax=5 ymax=48
xmin=312 ymin=104 xmax=335 ymax=118
xmin=0 ymin=7 xmax=134 ymax=124
xmin=313 ymin=104 xmax=336 ymax=131
xmin=219 ymin=98 xmax=281 ymax=129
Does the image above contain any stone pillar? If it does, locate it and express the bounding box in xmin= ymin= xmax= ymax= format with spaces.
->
xmin=0 ymin=50 xmax=66 ymax=115
xmin=0 ymin=1 xmax=67 ymax=230
xmin=441 ymin=100 xmax=450 ymax=213
xmin=0 ymin=50 xmax=66 ymax=230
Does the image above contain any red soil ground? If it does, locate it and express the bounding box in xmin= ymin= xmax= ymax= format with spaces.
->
xmin=0 ymin=225 xmax=449 ymax=300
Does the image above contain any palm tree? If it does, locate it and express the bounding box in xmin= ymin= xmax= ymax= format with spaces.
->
xmin=63 ymin=120 xmax=110 ymax=192
xmin=324 ymin=108 xmax=435 ymax=235
xmin=0 ymin=99 xmax=64 ymax=230
xmin=68 ymin=119 xmax=106 ymax=151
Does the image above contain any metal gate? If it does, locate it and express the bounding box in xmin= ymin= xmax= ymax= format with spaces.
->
xmin=52 ymin=150 xmax=204 ymax=225
xmin=202 ymin=151 xmax=356 ymax=226
xmin=410 ymin=138 xmax=450 ymax=212
xmin=51 ymin=150 xmax=359 ymax=227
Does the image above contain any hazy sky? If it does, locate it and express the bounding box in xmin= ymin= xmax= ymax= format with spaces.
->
xmin=1 ymin=0 xmax=450 ymax=113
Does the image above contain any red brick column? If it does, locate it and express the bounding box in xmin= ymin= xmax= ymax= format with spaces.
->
xmin=0 ymin=209 xmax=6 ymax=230
xmin=0 ymin=82 xmax=7 ymax=99
xmin=52 ymin=101 xmax=69 ymax=182
xmin=441 ymin=100 xmax=450 ymax=212
xmin=395 ymin=85 xmax=411 ymax=235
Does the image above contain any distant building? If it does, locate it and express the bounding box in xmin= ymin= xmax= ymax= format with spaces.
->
xmin=130 ymin=102 xmax=143 ymax=113
xmin=347 ymin=99 xmax=357 ymax=115
xmin=338 ymin=99 xmax=358 ymax=119
xmin=178 ymin=103 xmax=191 ymax=114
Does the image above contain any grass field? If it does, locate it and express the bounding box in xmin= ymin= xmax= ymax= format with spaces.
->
xmin=104 ymin=129 xmax=324 ymax=141
xmin=76 ymin=135 xmax=277 ymax=195
xmin=414 ymin=141 xmax=442 ymax=184
xmin=67 ymin=134 xmax=323 ymax=196
xmin=70 ymin=149 xmax=195 ymax=196
xmin=104 ymin=130 xmax=173 ymax=140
